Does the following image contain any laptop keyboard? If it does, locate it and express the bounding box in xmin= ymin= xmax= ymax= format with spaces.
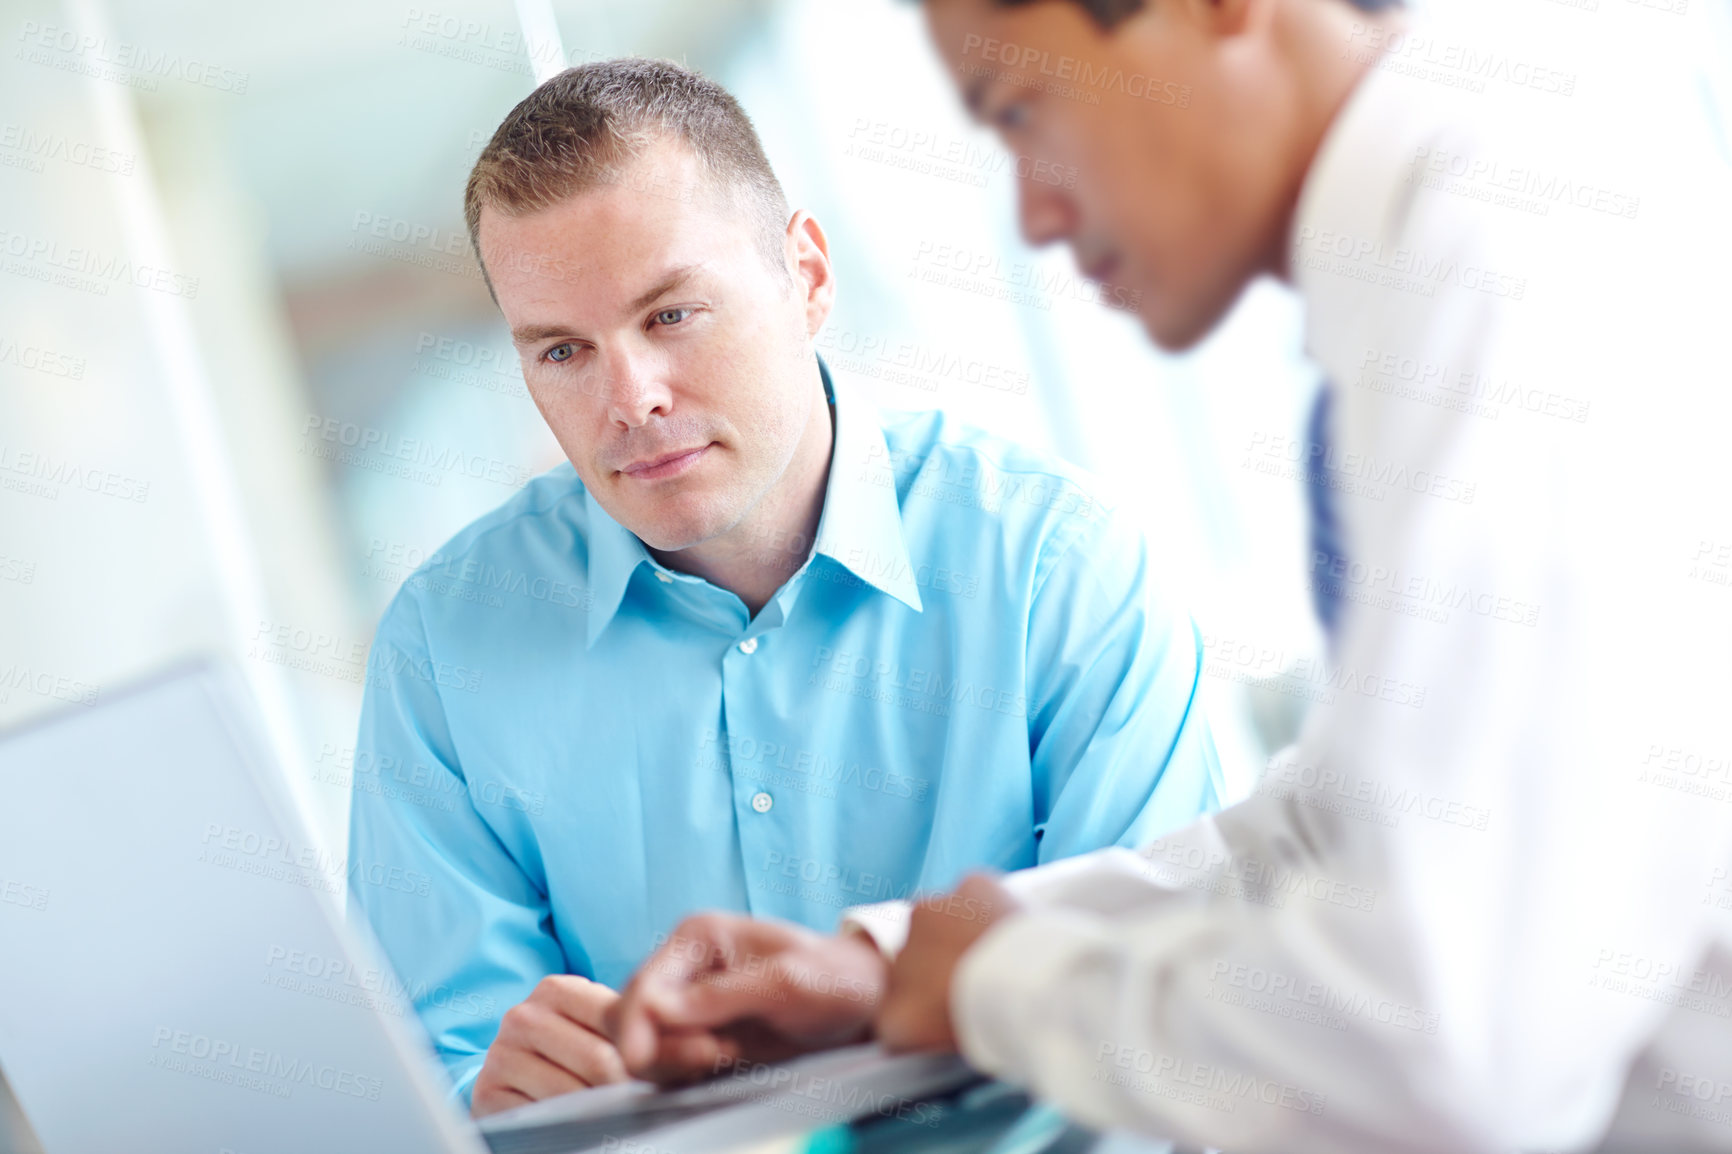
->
xmin=479 ymin=1048 xmax=982 ymax=1154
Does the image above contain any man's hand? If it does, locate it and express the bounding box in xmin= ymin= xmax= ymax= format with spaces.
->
xmin=471 ymin=975 xmax=629 ymax=1117
xmin=607 ymin=913 xmax=888 ymax=1084
xmin=877 ymin=873 xmax=1019 ymax=1053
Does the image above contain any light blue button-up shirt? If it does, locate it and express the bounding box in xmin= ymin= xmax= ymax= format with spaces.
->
xmin=349 ymin=360 xmax=1222 ymax=1102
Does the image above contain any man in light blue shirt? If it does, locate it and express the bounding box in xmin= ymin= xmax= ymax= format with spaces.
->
xmin=350 ymin=57 xmax=1221 ymax=1115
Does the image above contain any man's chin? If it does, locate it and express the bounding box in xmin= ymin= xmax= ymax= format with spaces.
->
xmin=625 ymin=506 xmax=734 ymax=554
xmin=631 ymin=523 xmax=718 ymax=554
xmin=1139 ymin=274 xmax=1260 ymax=354
xmin=1139 ymin=302 xmax=1219 ymax=354
xmin=594 ymin=486 xmax=727 ymax=553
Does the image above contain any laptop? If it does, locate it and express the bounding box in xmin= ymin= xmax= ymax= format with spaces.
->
xmin=0 ymin=659 xmax=978 ymax=1154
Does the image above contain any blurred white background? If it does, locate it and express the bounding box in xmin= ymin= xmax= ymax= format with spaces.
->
xmin=2 ymin=0 xmax=1728 ymax=856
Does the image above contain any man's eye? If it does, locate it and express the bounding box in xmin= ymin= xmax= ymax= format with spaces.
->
xmin=993 ymin=102 xmax=1027 ymax=131
xmin=652 ymin=307 xmax=691 ymax=327
xmin=544 ymin=343 xmax=574 ymax=363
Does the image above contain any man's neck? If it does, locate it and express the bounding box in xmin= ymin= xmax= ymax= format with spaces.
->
xmin=647 ymin=371 xmax=835 ymax=618
xmin=1266 ymin=2 xmax=1408 ymax=283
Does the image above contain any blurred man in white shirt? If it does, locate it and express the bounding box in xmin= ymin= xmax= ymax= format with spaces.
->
xmin=606 ymin=1 xmax=1732 ymax=1149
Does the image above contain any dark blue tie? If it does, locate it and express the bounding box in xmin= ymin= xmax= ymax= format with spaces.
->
xmin=1305 ymin=382 xmax=1346 ymax=644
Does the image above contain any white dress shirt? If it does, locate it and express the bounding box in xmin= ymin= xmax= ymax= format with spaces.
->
xmin=847 ymin=27 xmax=1732 ymax=1154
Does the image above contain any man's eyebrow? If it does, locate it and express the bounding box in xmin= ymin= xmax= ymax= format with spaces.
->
xmin=627 ymin=263 xmax=703 ymax=314
xmin=510 ymin=322 xmax=572 ymax=347
xmin=509 ymin=264 xmax=706 ymax=346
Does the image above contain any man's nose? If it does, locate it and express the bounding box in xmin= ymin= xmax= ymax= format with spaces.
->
xmin=602 ymin=351 xmax=674 ymax=428
xmin=1017 ymin=169 xmax=1078 ymax=248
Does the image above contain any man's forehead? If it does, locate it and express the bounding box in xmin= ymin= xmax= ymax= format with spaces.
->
xmin=480 ymin=169 xmax=703 ymax=245
xmin=922 ymin=0 xmax=1022 ymax=107
xmin=928 ymin=0 xmax=1107 ymax=64
xmin=497 ymin=248 xmax=718 ymax=333
xmin=474 ymin=134 xmax=763 ymax=324
xmin=479 ymin=188 xmax=730 ymax=292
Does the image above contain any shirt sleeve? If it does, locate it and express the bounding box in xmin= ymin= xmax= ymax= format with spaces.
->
xmin=1023 ymin=501 xmax=1224 ymax=862
xmin=348 ymin=585 xmax=569 ymax=1109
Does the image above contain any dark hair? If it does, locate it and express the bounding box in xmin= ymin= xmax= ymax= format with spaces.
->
xmin=991 ymin=0 xmax=1402 ymax=29
xmin=464 ymin=58 xmax=789 ymax=299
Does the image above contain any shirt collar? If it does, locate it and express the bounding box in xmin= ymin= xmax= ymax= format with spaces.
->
xmin=1287 ymin=50 xmax=1447 ymax=377
xmin=584 ymin=485 xmax=654 ymax=649
xmin=811 ymin=357 xmax=924 ymax=614
xmin=583 ymin=356 xmax=922 ymax=648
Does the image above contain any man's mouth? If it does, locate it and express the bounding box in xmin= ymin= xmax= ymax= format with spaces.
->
xmin=1082 ymin=253 xmax=1122 ymax=284
xmin=618 ymin=443 xmax=714 ymax=481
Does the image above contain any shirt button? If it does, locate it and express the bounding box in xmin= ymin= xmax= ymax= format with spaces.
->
xmin=751 ymin=792 xmax=773 ymax=813
xmin=738 ymin=637 xmax=758 ymax=655
xmin=655 ymin=572 xmax=673 ymax=584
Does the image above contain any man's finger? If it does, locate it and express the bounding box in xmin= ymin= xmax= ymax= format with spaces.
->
xmin=535 ymin=974 xmax=621 ymax=1032
xmin=638 ymin=1022 xmax=802 ymax=1087
xmin=487 ymin=1047 xmax=593 ymax=1104
xmin=615 ymin=984 xmax=673 ymax=1073
xmin=715 ymin=1018 xmax=822 ymax=1065
xmin=646 ymin=914 xmax=750 ymax=989
xmin=659 ymin=967 xmax=790 ymax=1031
xmin=512 ymin=1001 xmax=630 ymax=1086
xmin=642 ymin=1027 xmax=727 ymax=1084
xmin=614 ymin=922 xmax=762 ymax=1065
xmin=472 ymin=1084 xmax=533 ymax=1118
xmin=615 ymin=915 xmax=813 ymax=1076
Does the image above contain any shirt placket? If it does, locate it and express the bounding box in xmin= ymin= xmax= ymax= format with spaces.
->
xmin=716 ymin=576 xmax=805 ymax=915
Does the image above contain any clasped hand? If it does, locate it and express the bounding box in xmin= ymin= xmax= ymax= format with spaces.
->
xmin=470 ymin=873 xmax=1015 ymax=1115
xmin=608 ymin=873 xmax=1017 ymax=1083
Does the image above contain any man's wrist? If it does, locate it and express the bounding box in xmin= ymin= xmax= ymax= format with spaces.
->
xmin=835 ymin=928 xmax=892 ymax=1001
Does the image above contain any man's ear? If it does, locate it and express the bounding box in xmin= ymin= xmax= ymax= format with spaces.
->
xmin=784 ymin=210 xmax=836 ymax=338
